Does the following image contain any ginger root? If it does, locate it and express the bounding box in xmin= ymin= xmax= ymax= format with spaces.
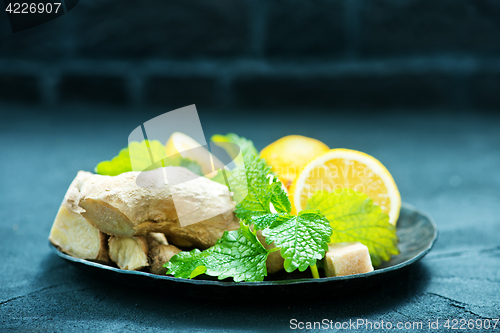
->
xmin=79 ymin=167 xmax=237 ymax=249
xmin=49 ymin=171 xmax=109 ymax=263
xmin=108 ymin=236 xmax=149 ymax=270
xmin=257 ymin=230 xmax=284 ymax=274
xmin=51 ymin=167 xmax=242 ymax=275
xmin=148 ymin=244 xmax=182 ymax=275
xmin=146 ymin=232 xmax=169 ymax=248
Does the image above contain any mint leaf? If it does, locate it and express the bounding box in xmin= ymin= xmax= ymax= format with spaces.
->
xmin=306 ymin=190 xmax=399 ymax=266
xmin=209 ymin=169 xmax=230 ymax=186
xmin=95 ymin=146 xmax=131 ymax=176
xmin=95 ymin=140 xmax=166 ymax=176
xmin=230 ymin=156 xmax=291 ymax=220
xmin=95 ymin=140 xmax=203 ymax=176
xmin=251 ymin=213 xmax=287 ymax=230
xmin=262 ymin=210 xmax=332 ymax=272
xmin=169 ymin=155 xmax=203 ymax=176
xmin=166 ymin=223 xmax=269 ymax=282
xmin=270 ymin=181 xmax=291 ymax=214
xmin=211 ymin=133 xmax=258 ymax=163
xmin=165 ymin=249 xmax=209 ymax=279
xmin=231 ymin=157 xmax=271 ymax=219
xmin=204 ymin=223 xmax=269 ymax=282
xmin=211 ymin=133 xmax=290 ymax=218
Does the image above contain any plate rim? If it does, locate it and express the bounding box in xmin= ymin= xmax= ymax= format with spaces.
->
xmin=49 ymin=202 xmax=438 ymax=287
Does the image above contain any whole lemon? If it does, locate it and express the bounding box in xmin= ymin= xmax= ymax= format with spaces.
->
xmin=260 ymin=135 xmax=329 ymax=188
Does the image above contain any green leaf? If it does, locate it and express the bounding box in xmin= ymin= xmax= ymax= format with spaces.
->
xmin=95 ymin=140 xmax=203 ymax=176
xmin=211 ymin=133 xmax=258 ymax=163
xmin=251 ymin=213 xmax=287 ymax=230
xmin=94 ymin=146 xmax=131 ymax=176
xmin=164 ymin=249 xmax=209 ymax=279
xmin=270 ymin=181 xmax=291 ymax=214
xmin=230 ymin=156 xmax=291 ymax=221
xmin=166 ymin=222 xmax=269 ymax=282
xmin=231 ymin=157 xmax=272 ymax=219
xmin=262 ymin=210 xmax=332 ymax=273
xmin=205 ymin=223 xmax=269 ymax=282
xmin=306 ymin=189 xmax=399 ymax=267
xmin=211 ymin=134 xmax=290 ymax=217
xmin=209 ymin=169 xmax=231 ymax=186
xmin=167 ymin=155 xmax=203 ymax=176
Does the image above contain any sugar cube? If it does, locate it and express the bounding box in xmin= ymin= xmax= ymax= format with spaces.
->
xmin=324 ymin=242 xmax=374 ymax=277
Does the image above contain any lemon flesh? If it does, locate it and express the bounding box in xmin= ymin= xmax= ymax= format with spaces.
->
xmin=290 ymin=148 xmax=401 ymax=225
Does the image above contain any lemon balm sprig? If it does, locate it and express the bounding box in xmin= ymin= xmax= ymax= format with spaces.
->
xmin=166 ymin=134 xmax=332 ymax=281
xmin=307 ymin=190 xmax=399 ymax=266
xmin=166 ymin=134 xmax=399 ymax=281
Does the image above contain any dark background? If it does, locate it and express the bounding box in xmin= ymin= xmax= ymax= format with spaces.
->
xmin=1 ymin=0 xmax=500 ymax=111
xmin=1 ymin=1 xmax=499 ymax=332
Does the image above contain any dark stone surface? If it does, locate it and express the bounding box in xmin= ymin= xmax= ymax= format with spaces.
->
xmin=469 ymin=72 xmax=500 ymax=111
xmin=65 ymin=0 xmax=79 ymax=12
xmin=0 ymin=105 xmax=499 ymax=332
xmin=264 ymin=0 xmax=346 ymax=58
xmin=232 ymin=71 xmax=453 ymax=110
xmin=359 ymin=0 xmax=500 ymax=56
xmin=74 ymin=0 xmax=250 ymax=59
xmin=0 ymin=74 xmax=40 ymax=103
xmin=145 ymin=75 xmax=219 ymax=109
xmin=59 ymin=74 xmax=128 ymax=105
xmin=0 ymin=14 xmax=67 ymax=60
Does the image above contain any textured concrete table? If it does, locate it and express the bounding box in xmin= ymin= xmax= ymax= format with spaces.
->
xmin=1 ymin=106 xmax=499 ymax=332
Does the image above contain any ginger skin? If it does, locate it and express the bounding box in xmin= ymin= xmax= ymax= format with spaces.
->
xmin=148 ymin=245 xmax=182 ymax=275
xmin=79 ymin=167 xmax=236 ymax=249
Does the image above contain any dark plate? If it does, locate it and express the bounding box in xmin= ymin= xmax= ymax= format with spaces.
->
xmin=50 ymin=203 xmax=437 ymax=300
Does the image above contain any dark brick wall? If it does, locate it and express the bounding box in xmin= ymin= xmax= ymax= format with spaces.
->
xmin=359 ymin=0 xmax=500 ymax=56
xmin=1 ymin=0 xmax=500 ymax=111
xmin=76 ymin=0 xmax=251 ymax=59
xmin=264 ymin=0 xmax=346 ymax=58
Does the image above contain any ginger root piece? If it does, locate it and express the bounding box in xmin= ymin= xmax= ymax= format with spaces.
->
xmin=146 ymin=232 xmax=168 ymax=248
xmin=79 ymin=167 xmax=237 ymax=249
xmin=49 ymin=171 xmax=109 ymax=263
xmin=108 ymin=236 xmax=149 ymax=270
xmin=257 ymin=230 xmax=284 ymax=274
xmin=148 ymin=244 xmax=182 ymax=275
xmin=324 ymin=242 xmax=374 ymax=277
xmin=164 ymin=234 xmax=195 ymax=248
xmin=162 ymin=217 xmax=239 ymax=250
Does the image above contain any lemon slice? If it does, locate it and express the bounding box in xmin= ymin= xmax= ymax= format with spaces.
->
xmin=290 ymin=149 xmax=401 ymax=225
xmin=165 ymin=132 xmax=224 ymax=177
